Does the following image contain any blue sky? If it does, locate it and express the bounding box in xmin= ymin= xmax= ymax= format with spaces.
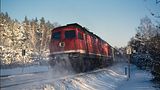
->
xmin=1 ymin=0 xmax=160 ymax=47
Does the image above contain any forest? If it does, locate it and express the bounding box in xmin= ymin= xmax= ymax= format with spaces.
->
xmin=0 ymin=12 xmax=59 ymax=67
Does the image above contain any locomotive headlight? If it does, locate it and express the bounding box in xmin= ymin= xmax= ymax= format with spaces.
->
xmin=59 ymin=42 xmax=65 ymax=47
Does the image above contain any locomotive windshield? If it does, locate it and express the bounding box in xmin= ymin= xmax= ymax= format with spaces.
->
xmin=52 ymin=31 xmax=61 ymax=40
xmin=65 ymin=30 xmax=76 ymax=39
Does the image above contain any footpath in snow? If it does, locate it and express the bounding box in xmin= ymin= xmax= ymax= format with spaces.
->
xmin=0 ymin=62 xmax=157 ymax=90
xmin=118 ymin=64 xmax=155 ymax=90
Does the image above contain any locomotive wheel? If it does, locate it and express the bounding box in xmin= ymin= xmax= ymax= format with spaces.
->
xmin=84 ymin=58 xmax=90 ymax=72
xmin=69 ymin=56 xmax=88 ymax=73
xmin=79 ymin=57 xmax=86 ymax=72
xmin=70 ymin=58 xmax=82 ymax=73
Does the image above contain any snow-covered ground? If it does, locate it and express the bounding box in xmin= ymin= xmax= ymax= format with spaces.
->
xmin=0 ymin=62 xmax=157 ymax=90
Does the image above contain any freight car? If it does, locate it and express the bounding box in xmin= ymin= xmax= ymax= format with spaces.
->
xmin=49 ymin=23 xmax=114 ymax=72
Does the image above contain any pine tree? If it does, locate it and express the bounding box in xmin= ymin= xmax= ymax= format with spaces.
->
xmin=40 ymin=17 xmax=46 ymax=51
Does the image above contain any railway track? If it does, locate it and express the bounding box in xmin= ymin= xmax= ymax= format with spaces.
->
xmin=0 ymin=78 xmax=48 ymax=88
xmin=0 ymin=68 xmax=112 ymax=89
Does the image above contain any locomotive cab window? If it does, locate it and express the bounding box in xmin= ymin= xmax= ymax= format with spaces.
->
xmin=78 ymin=32 xmax=83 ymax=40
xmin=65 ymin=30 xmax=76 ymax=39
xmin=52 ymin=32 xmax=61 ymax=40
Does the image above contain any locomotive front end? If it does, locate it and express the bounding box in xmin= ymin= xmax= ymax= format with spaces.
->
xmin=49 ymin=25 xmax=81 ymax=69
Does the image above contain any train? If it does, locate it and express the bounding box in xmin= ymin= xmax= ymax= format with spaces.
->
xmin=49 ymin=23 xmax=114 ymax=72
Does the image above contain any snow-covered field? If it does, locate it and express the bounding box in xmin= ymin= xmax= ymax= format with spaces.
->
xmin=0 ymin=62 xmax=157 ymax=90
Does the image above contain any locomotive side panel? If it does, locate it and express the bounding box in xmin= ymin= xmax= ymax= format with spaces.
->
xmin=101 ymin=42 xmax=108 ymax=56
xmin=76 ymin=28 xmax=86 ymax=53
xmin=104 ymin=43 xmax=109 ymax=56
xmin=85 ymin=34 xmax=93 ymax=54
xmin=94 ymin=38 xmax=100 ymax=55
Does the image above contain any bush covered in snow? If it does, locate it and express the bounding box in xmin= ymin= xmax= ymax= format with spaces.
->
xmin=131 ymin=53 xmax=153 ymax=70
xmin=128 ymin=16 xmax=160 ymax=80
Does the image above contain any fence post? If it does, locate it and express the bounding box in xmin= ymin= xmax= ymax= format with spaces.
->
xmin=125 ymin=67 xmax=127 ymax=75
xmin=126 ymin=46 xmax=132 ymax=80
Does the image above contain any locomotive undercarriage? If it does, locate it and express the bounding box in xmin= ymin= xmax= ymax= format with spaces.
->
xmin=49 ymin=53 xmax=113 ymax=73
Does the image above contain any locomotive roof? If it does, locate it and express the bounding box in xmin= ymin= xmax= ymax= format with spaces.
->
xmin=53 ymin=23 xmax=108 ymax=44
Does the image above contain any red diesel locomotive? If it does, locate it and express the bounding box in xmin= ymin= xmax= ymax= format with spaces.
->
xmin=49 ymin=23 xmax=113 ymax=72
